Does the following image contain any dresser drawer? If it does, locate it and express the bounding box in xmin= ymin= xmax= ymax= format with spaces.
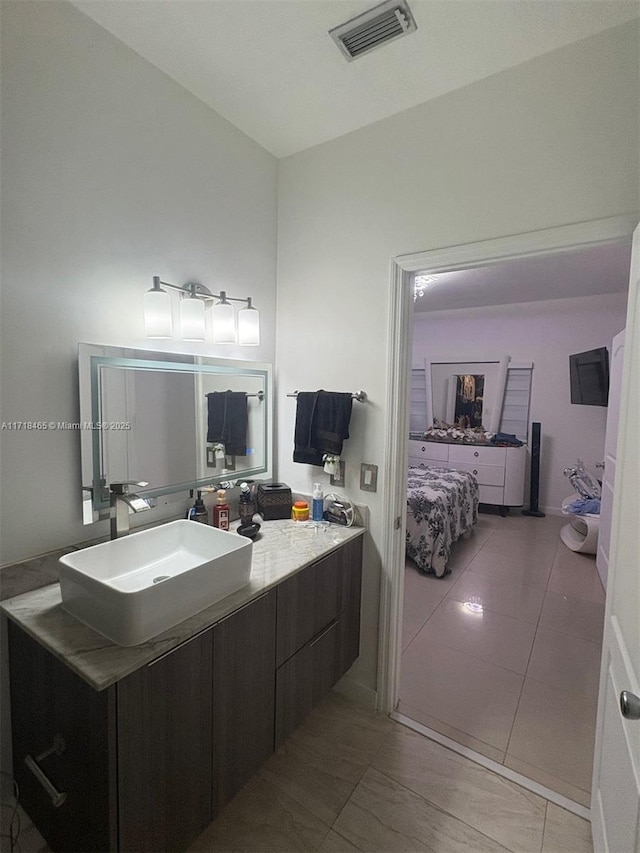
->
xmin=478 ymin=484 xmax=506 ymax=504
xmin=408 ymin=441 xmax=449 ymax=462
xmin=448 ymin=444 xmax=506 ymax=465
xmin=451 ymin=461 xmax=505 ymax=487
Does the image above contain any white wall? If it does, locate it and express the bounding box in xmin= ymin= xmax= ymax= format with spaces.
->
xmin=276 ymin=22 xmax=639 ymax=698
xmin=412 ymin=293 xmax=628 ymax=513
xmin=0 ymin=1 xmax=278 ymax=566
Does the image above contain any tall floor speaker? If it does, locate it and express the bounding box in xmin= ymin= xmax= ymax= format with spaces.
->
xmin=522 ymin=421 xmax=546 ymax=517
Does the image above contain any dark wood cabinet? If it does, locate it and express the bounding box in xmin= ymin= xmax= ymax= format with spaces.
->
xmin=275 ymin=536 xmax=363 ymax=746
xmin=8 ymin=622 xmax=116 ymax=853
xmin=275 ymin=549 xmax=341 ymax=667
xmin=8 ymin=535 xmax=363 ymax=852
xmin=338 ymin=536 xmax=363 ymax=676
xmin=212 ymin=590 xmax=276 ymax=813
xmin=117 ymin=628 xmax=214 ymax=853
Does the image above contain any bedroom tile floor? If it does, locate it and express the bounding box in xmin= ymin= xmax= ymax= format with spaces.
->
xmin=11 ymin=691 xmax=593 ymax=853
xmin=398 ymin=511 xmax=605 ymax=809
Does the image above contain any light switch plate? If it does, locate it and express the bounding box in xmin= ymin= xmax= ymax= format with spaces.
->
xmin=360 ymin=463 xmax=378 ymax=492
xmin=330 ymin=461 xmax=346 ymax=488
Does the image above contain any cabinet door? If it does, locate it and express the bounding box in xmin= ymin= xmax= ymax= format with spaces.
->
xmin=117 ymin=628 xmax=213 ymax=853
xmin=8 ymin=622 xmax=115 ymax=853
xmin=212 ymin=591 xmax=276 ymax=814
xmin=276 ymin=551 xmax=341 ymax=666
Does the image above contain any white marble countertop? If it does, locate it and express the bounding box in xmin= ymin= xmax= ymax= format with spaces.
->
xmin=1 ymin=520 xmax=365 ymax=692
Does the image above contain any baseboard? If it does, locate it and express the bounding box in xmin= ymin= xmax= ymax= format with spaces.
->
xmin=541 ymin=505 xmax=564 ymax=517
xmin=332 ymin=674 xmax=378 ymax=710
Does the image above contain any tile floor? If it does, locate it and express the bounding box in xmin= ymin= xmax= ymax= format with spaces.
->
xmin=10 ymin=692 xmax=593 ymax=853
xmin=399 ymin=511 xmax=605 ymax=808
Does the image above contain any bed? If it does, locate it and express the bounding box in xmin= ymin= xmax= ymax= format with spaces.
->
xmin=406 ymin=465 xmax=479 ymax=577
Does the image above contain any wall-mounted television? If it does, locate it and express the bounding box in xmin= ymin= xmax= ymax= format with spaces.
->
xmin=569 ymin=347 xmax=609 ymax=407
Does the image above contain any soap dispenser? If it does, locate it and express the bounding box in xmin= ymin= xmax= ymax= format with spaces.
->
xmin=188 ymin=490 xmax=209 ymax=524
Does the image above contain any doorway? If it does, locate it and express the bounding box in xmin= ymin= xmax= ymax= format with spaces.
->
xmin=378 ymin=214 xmax=637 ymax=812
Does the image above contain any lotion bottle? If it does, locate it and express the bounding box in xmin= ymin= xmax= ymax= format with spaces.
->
xmin=312 ymin=483 xmax=324 ymax=522
xmin=212 ymin=489 xmax=230 ymax=530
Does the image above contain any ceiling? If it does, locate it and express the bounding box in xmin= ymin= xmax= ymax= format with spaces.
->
xmin=412 ymin=241 xmax=632 ymax=313
xmin=70 ymin=0 xmax=639 ymax=158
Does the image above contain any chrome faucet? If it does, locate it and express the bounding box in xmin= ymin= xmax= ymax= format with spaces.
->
xmin=110 ymin=481 xmax=152 ymax=539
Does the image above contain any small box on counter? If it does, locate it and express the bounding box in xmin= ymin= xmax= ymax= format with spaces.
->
xmin=257 ymin=483 xmax=293 ymax=520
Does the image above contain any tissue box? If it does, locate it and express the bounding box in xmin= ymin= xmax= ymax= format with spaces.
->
xmin=257 ymin=483 xmax=292 ymax=520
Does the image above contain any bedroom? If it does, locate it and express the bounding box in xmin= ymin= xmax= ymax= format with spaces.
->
xmin=400 ymin=240 xmax=631 ymax=807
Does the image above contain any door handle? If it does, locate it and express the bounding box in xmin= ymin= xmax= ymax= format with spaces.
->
xmin=25 ymin=735 xmax=68 ymax=807
xmin=620 ymin=690 xmax=640 ymax=720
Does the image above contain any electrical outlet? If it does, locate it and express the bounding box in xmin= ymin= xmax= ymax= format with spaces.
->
xmin=360 ymin=463 xmax=378 ymax=492
xmin=330 ymin=461 xmax=346 ymax=487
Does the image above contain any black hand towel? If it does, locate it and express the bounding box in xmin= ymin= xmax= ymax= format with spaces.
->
xmin=206 ymin=391 xmax=248 ymax=456
xmin=312 ymin=391 xmax=353 ymax=455
xmin=293 ymin=390 xmax=353 ymax=465
xmin=293 ymin=391 xmax=322 ymax=465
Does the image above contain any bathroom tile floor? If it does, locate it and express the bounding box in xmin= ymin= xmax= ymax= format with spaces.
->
xmin=399 ymin=511 xmax=605 ymax=809
xmin=12 ymin=691 xmax=593 ymax=852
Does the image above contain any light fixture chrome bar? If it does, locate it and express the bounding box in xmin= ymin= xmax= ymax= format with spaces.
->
xmin=155 ymin=278 xmax=252 ymax=306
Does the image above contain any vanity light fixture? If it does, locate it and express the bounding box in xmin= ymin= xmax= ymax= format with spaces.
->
xmin=180 ymin=283 xmax=206 ymax=341
xmin=143 ymin=276 xmax=260 ymax=346
xmin=143 ymin=278 xmax=173 ymax=338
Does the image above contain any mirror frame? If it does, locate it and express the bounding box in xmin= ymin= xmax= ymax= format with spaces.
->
xmin=78 ymin=343 xmax=273 ymax=523
xmin=425 ymin=354 xmax=510 ymax=433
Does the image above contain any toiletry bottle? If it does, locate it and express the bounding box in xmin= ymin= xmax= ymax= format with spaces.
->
xmin=212 ymin=489 xmax=230 ymax=530
xmin=238 ymin=482 xmax=255 ymax=527
xmin=312 ymin=483 xmax=324 ymax=522
xmin=292 ymin=500 xmax=309 ymax=521
xmin=188 ymin=490 xmax=209 ymax=524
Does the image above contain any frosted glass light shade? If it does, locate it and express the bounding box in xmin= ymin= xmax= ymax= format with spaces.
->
xmin=238 ymin=304 xmax=260 ymax=346
xmin=143 ymin=287 xmax=173 ymax=338
xmin=212 ymin=301 xmax=236 ymax=344
xmin=180 ymin=296 xmax=206 ymax=341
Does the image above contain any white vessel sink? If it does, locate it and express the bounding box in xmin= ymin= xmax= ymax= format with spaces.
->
xmin=58 ymin=520 xmax=252 ymax=646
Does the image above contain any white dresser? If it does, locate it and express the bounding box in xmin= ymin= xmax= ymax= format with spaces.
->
xmin=408 ymin=440 xmax=526 ymax=512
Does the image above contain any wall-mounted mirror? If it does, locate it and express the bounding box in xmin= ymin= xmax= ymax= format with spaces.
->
xmin=426 ymin=356 xmax=510 ymax=433
xmin=79 ymin=343 xmax=272 ymax=523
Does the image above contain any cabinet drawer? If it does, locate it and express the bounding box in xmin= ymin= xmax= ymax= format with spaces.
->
xmin=449 ymin=444 xmax=506 ymax=465
xmin=478 ymin=484 xmax=506 ymax=505
xmin=451 ymin=461 xmax=505 ymax=487
xmin=275 ymin=620 xmax=340 ymax=747
xmin=276 ymin=552 xmax=341 ymax=667
xmin=409 ymin=440 xmax=449 ymax=462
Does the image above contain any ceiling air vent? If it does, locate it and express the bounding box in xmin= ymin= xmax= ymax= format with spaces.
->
xmin=329 ymin=0 xmax=417 ymax=62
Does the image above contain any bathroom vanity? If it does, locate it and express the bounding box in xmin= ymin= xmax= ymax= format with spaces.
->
xmin=3 ymin=522 xmax=363 ymax=853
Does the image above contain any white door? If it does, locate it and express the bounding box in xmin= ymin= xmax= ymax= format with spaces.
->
xmin=595 ymin=328 xmax=625 ymax=590
xmin=591 ymin=225 xmax=640 ymax=853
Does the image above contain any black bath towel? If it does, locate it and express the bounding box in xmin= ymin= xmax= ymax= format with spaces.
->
xmin=206 ymin=391 xmax=248 ymax=456
xmin=293 ymin=390 xmax=353 ymax=465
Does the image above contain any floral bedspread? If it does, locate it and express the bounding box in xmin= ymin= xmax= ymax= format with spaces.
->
xmin=406 ymin=466 xmax=479 ymax=577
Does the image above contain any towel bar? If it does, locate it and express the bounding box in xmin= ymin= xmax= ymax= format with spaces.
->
xmin=287 ymin=390 xmax=367 ymax=402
